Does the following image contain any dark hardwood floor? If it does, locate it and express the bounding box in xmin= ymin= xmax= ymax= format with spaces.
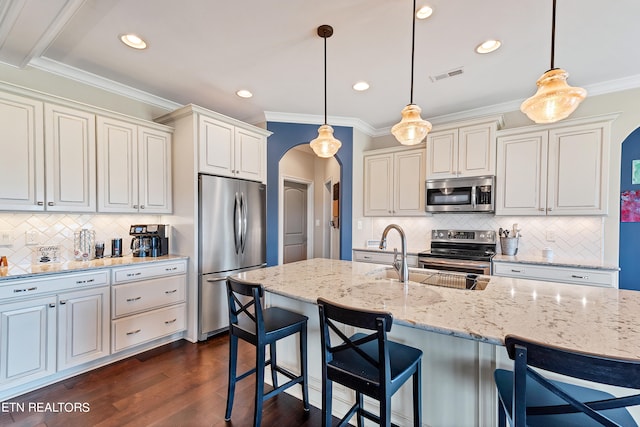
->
xmin=0 ymin=334 xmax=325 ymax=427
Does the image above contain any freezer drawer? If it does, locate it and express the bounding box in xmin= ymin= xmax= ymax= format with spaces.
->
xmin=199 ymin=275 xmax=229 ymax=340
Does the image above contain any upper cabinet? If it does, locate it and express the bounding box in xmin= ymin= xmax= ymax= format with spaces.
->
xmin=0 ymin=92 xmax=44 ymax=211
xmin=495 ymin=114 xmax=615 ymax=216
xmin=364 ymin=146 xmax=426 ymax=216
xmin=426 ymin=116 xmax=503 ymax=179
xmin=199 ymin=115 xmax=266 ymax=182
xmin=97 ymin=116 xmax=172 ymax=213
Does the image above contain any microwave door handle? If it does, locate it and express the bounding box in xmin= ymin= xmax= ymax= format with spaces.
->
xmin=471 ymin=186 xmax=476 ymax=208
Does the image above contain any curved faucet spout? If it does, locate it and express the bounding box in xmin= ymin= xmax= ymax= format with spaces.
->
xmin=379 ymin=224 xmax=408 ymax=283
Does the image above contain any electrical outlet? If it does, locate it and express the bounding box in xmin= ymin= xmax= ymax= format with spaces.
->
xmin=0 ymin=230 xmax=13 ymax=246
xmin=546 ymin=230 xmax=555 ymax=242
xmin=25 ymin=230 xmax=39 ymax=245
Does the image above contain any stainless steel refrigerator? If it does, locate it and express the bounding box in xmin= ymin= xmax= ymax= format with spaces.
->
xmin=198 ymin=174 xmax=266 ymax=340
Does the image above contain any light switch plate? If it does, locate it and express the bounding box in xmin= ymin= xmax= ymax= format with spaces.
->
xmin=0 ymin=230 xmax=12 ymax=246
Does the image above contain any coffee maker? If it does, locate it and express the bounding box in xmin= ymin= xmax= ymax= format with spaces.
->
xmin=129 ymin=224 xmax=169 ymax=257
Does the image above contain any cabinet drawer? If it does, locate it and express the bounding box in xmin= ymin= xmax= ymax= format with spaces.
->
xmin=112 ymin=275 xmax=186 ymax=318
xmin=0 ymin=270 xmax=109 ymax=300
xmin=493 ymin=262 xmax=616 ymax=287
xmin=112 ymin=260 xmax=187 ymax=284
xmin=112 ymin=304 xmax=186 ymax=352
xmin=353 ymin=251 xmax=418 ymax=268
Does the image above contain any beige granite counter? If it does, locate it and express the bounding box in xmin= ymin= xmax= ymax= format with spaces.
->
xmin=0 ymin=254 xmax=189 ymax=281
xmin=238 ymin=258 xmax=640 ymax=360
xmin=493 ymin=254 xmax=619 ymax=271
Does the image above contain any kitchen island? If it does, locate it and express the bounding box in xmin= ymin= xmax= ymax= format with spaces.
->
xmin=238 ymin=258 xmax=640 ymax=426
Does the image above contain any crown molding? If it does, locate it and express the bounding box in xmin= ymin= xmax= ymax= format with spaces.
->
xmin=264 ymin=111 xmax=377 ymax=136
xmin=29 ymin=56 xmax=183 ymax=111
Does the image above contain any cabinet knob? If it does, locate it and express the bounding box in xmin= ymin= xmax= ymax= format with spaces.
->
xmin=59 ymin=300 xmax=67 ymax=305
xmin=49 ymin=303 xmax=56 ymax=308
xmin=48 ymin=202 xmax=54 ymax=206
xmin=37 ymin=201 xmax=44 ymax=206
xmin=140 ymin=205 xmax=145 ymax=209
xmin=547 ymin=207 xmax=553 ymax=211
xmin=539 ymin=208 xmax=545 ymax=211
xmin=133 ymin=204 xmax=139 ymax=209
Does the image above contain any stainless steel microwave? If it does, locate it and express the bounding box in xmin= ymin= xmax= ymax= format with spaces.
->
xmin=425 ymin=175 xmax=495 ymax=213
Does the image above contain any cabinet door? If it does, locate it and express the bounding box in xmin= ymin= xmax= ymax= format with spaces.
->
xmin=234 ymin=128 xmax=264 ymax=182
xmin=44 ymin=104 xmax=96 ymax=212
xmin=548 ymin=123 xmax=609 ymax=215
xmin=97 ymin=116 xmax=138 ymax=213
xmin=0 ymin=296 xmax=56 ymax=386
xmin=394 ymin=149 xmax=426 ymax=216
xmin=198 ymin=116 xmax=235 ymax=177
xmin=138 ymin=127 xmax=172 ymax=213
xmin=458 ymin=123 xmax=496 ymax=177
xmin=0 ymin=92 xmax=44 ymax=211
xmin=426 ymin=129 xmax=458 ymax=178
xmin=496 ymin=131 xmax=548 ymax=215
xmin=57 ymin=287 xmax=110 ymax=371
xmin=364 ymin=153 xmax=393 ymax=216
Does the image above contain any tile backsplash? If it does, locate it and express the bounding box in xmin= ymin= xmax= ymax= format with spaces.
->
xmin=0 ymin=213 xmax=161 ymax=265
xmin=367 ymin=215 xmax=604 ymax=262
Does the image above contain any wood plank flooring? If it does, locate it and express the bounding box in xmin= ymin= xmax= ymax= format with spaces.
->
xmin=0 ymin=334 xmax=327 ymax=427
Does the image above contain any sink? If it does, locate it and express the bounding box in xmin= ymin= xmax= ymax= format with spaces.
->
xmin=372 ymin=268 xmax=490 ymax=290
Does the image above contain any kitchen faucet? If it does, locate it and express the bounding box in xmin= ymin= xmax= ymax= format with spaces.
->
xmin=379 ymin=224 xmax=408 ymax=283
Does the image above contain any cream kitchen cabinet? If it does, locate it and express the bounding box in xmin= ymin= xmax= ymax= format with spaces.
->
xmin=0 ymin=93 xmax=96 ymax=212
xmin=364 ymin=146 xmax=426 ymax=216
xmin=426 ymin=116 xmax=502 ymax=179
xmin=97 ymin=116 xmax=173 ymax=213
xmin=493 ymin=261 xmax=618 ymax=288
xmin=111 ymin=259 xmax=187 ymax=353
xmin=495 ymin=114 xmax=614 ymax=216
xmin=199 ymin=114 xmax=266 ymax=182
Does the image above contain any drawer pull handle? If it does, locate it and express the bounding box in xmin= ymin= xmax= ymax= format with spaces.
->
xmin=126 ymin=329 xmax=141 ymax=335
xmin=14 ymin=287 xmax=37 ymax=293
xmin=49 ymin=303 xmax=56 ymax=308
xmin=165 ymin=318 xmax=177 ymax=325
xmin=165 ymin=289 xmax=178 ymax=294
xmin=510 ymin=269 xmax=523 ymax=273
xmin=75 ymin=278 xmax=95 ymax=284
xmin=571 ymin=274 xmax=588 ymax=279
xmin=363 ymin=256 xmax=371 ymax=260
xmin=126 ymin=272 xmax=143 ymax=277
xmin=165 ymin=267 xmax=178 ymax=271
xmin=59 ymin=300 xmax=67 ymax=305
xmin=126 ymin=297 xmax=142 ymax=302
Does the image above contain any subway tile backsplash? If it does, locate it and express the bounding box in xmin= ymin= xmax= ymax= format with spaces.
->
xmin=0 ymin=213 xmax=161 ymax=265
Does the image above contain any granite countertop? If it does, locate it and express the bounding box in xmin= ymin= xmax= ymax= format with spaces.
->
xmin=493 ymin=254 xmax=620 ymax=271
xmin=0 ymin=254 xmax=188 ymax=281
xmin=237 ymin=258 xmax=640 ymax=360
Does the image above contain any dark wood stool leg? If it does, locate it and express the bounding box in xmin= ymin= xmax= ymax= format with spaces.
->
xmin=225 ymin=334 xmax=238 ymax=421
xmin=413 ymin=363 xmax=422 ymax=427
xmin=269 ymin=341 xmax=278 ymax=389
xmin=300 ymin=324 xmax=310 ymax=411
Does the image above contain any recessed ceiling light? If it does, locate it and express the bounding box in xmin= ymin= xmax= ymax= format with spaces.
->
xmin=475 ymin=39 xmax=502 ymax=54
xmin=120 ymin=34 xmax=147 ymax=50
xmin=416 ymin=5 xmax=433 ymax=20
xmin=236 ymin=89 xmax=253 ymax=98
xmin=352 ymin=81 xmax=370 ymax=91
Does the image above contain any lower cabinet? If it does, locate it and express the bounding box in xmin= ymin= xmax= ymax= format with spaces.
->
xmin=111 ymin=259 xmax=187 ymax=353
xmin=352 ymin=249 xmax=419 ymax=267
xmin=493 ymin=261 xmax=618 ymax=288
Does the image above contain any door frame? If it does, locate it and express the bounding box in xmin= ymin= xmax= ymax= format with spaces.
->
xmin=278 ymin=174 xmax=314 ymax=265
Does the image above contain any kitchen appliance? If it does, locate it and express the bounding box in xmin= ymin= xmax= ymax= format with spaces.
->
xmin=111 ymin=238 xmax=123 ymax=257
xmin=129 ymin=224 xmax=169 ymax=257
xmin=425 ymin=175 xmax=495 ymax=213
xmin=418 ymin=229 xmax=496 ymax=275
xmin=198 ymin=174 xmax=266 ymax=340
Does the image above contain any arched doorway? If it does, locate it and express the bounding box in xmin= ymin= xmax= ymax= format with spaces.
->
xmin=619 ymin=127 xmax=640 ymax=290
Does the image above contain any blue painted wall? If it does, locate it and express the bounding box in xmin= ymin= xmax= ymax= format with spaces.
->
xmin=265 ymin=122 xmax=353 ymax=266
xmin=619 ymin=127 xmax=640 ymax=290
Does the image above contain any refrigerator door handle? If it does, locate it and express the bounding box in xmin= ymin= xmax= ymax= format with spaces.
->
xmin=233 ymin=192 xmax=241 ymax=254
xmin=240 ymin=192 xmax=248 ymax=253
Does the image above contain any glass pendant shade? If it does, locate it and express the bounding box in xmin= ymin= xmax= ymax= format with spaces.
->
xmin=520 ymin=68 xmax=587 ymax=124
xmin=310 ymin=124 xmax=342 ymax=158
xmin=391 ymin=104 xmax=432 ymax=145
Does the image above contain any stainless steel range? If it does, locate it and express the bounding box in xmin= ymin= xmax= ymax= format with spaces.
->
xmin=418 ymin=229 xmax=497 ymax=275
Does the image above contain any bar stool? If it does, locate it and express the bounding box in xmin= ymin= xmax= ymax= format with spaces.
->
xmin=494 ymin=335 xmax=640 ymax=427
xmin=225 ymin=277 xmax=309 ymax=427
xmin=317 ymin=297 xmax=423 ymax=427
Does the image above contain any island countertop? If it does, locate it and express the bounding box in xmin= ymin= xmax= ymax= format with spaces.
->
xmin=238 ymin=258 xmax=640 ymax=360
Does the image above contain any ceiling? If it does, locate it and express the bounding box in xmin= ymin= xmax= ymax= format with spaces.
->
xmin=2 ymin=0 xmax=640 ymax=134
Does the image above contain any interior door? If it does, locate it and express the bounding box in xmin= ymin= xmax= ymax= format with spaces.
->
xmin=283 ymin=180 xmax=308 ymax=264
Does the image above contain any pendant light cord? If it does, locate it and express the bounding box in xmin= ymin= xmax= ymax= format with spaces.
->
xmin=410 ymin=0 xmax=416 ymax=104
xmin=550 ymin=0 xmax=556 ymax=69
xmin=323 ymin=30 xmax=328 ymax=125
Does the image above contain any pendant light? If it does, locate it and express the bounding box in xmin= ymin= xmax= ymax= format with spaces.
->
xmin=520 ymin=0 xmax=586 ymax=123
xmin=310 ymin=25 xmax=342 ymax=158
xmin=391 ymin=0 xmax=432 ymax=145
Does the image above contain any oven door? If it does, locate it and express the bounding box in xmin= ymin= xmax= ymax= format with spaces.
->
xmin=418 ymin=257 xmax=492 ymax=275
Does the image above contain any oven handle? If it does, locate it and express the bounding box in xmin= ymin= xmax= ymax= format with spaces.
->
xmin=418 ymin=258 xmax=491 ymax=269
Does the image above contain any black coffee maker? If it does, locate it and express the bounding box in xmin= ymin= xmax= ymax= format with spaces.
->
xmin=129 ymin=224 xmax=169 ymax=257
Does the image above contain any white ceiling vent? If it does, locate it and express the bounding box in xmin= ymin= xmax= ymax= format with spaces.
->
xmin=430 ymin=67 xmax=464 ymax=82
